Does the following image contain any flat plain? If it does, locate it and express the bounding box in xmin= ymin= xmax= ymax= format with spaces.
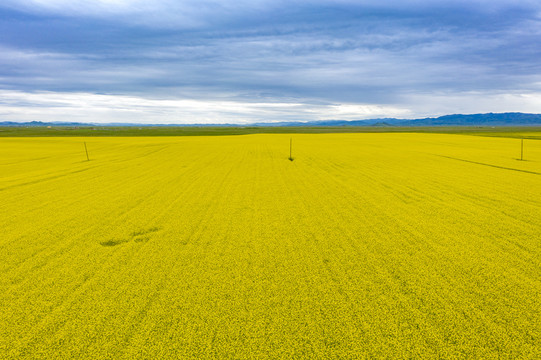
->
xmin=1 ymin=132 xmax=540 ymax=358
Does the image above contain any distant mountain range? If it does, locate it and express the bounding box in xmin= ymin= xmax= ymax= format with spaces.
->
xmin=2 ymin=112 xmax=541 ymax=127
xmin=252 ymin=113 xmax=541 ymax=127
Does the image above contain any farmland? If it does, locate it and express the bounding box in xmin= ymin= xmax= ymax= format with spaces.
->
xmin=0 ymin=132 xmax=540 ymax=358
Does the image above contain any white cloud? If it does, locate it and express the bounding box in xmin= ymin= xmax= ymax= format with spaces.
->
xmin=3 ymin=89 xmax=541 ymax=124
xmin=3 ymin=89 xmax=541 ymax=125
xmin=402 ymin=91 xmax=541 ymax=118
xmin=0 ymin=90 xmax=411 ymax=124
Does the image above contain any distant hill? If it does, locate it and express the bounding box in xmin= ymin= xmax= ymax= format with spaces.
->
xmin=2 ymin=112 xmax=541 ymax=127
xmin=254 ymin=113 xmax=541 ymax=127
xmin=400 ymin=113 xmax=541 ymax=126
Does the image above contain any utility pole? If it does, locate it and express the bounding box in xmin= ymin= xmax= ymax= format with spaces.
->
xmin=84 ymin=142 xmax=90 ymax=161
xmin=289 ymin=138 xmax=293 ymax=161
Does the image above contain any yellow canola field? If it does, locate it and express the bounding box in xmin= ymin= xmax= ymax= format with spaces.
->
xmin=0 ymin=133 xmax=540 ymax=359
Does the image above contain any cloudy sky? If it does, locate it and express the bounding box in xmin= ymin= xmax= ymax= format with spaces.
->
xmin=1 ymin=0 xmax=541 ymax=124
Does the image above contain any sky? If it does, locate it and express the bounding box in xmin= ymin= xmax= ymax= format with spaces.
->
xmin=1 ymin=0 xmax=541 ymax=124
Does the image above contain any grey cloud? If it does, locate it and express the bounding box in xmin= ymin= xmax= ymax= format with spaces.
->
xmin=1 ymin=1 xmax=541 ymax=123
